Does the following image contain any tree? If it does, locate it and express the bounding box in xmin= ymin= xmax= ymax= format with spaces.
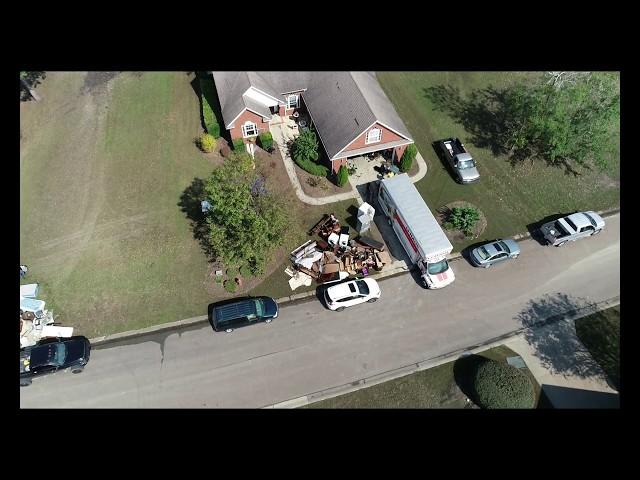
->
xmin=445 ymin=207 xmax=480 ymax=237
xmin=203 ymin=152 xmax=289 ymax=275
xmin=291 ymin=128 xmax=319 ymax=164
xmin=399 ymin=144 xmax=417 ymax=172
xmin=505 ymin=72 xmax=619 ymax=171
xmin=336 ymin=165 xmax=348 ymax=187
xmin=472 ymin=359 xmax=536 ymax=409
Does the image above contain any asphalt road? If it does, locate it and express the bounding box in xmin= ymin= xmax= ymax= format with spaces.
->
xmin=20 ymin=214 xmax=620 ymax=408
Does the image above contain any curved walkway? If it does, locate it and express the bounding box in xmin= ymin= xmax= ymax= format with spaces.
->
xmin=270 ymin=122 xmax=428 ymax=206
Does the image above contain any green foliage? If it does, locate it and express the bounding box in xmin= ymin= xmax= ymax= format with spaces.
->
xmin=223 ymin=279 xmax=237 ymax=293
xmin=232 ymin=138 xmax=246 ymax=151
xmin=472 ymin=360 xmax=536 ymax=409
xmin=446 ymin=207 xmax=480 ymax=236
xmin=199 ymin=76 xmax=221 ymax=138
xmin=225 ymin=267 xmax=238 ymax=278
xmin=204 ymin=154 xmax=289 ymax=276
xmin=399 ymin=144 xmax=417 ymax=173
xmin=214 ymin=275 xmax=223 ymax=284
xmin=258 ymin=132 xmax=273 ymax=151
xmin=197 ymin=133 xmax=216 ymax=153
xmin=292 ymin=129 xmax=328 ymax=176
xmin=20 ymin=71 xmax=46 ymax=88
xmin=504 ymin=73 xmax=620 ymax=170
xmin=336 ymin=165 xmax=349 ymax=187
xmin=239 ymin=265 xmax=252 ymax=278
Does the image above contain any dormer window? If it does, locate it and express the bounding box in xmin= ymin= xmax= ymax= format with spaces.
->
xmin=242 ymin=121 xmax=258 ymax=138
xmin=287 ymin=94 xmax=299 ymax=109
xmin=366 ymin=128 xmax=382 ymax=144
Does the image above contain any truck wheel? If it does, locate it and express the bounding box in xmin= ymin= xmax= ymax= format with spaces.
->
xmin=225 ymin=328 xmax=234 ymax=333
xmin=557 ymin=241 xmax=568 ymax=247
xmin=592 ymin=229 xmax=602 ymax=236
xmin=265 ymin=318 xmax=272 ymax=323
xmin=367 ymin=298 xmax=378 ymax=303
xmin=71 ymin=367 xmax=84 ymax=374
xmin=20 ymin=378 xmax=32 ymax=387
xmin=335 ymin=307 xmax=345 ymax=312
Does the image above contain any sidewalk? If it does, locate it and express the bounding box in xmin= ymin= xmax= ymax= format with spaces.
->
xmin=269 ymin=122 xmax=428 ymax=206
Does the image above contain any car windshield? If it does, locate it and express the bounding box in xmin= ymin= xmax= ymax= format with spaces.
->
xmin=553 ymin=221 xmax=568 ymax=235
xmin=458 ymin=159 xmax=475 ymax=169
xmin=477 ymin=247 xmax=490 ymax=260
xmin=356 ymin=280 xmax=370 ymax=295
xmin=427 ymin=259 xmax=449 ymax=275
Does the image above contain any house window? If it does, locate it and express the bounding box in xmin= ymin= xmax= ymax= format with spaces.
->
xmin=366 ymin=128 xmax=382 ymax=144
xmin=242 ymin=121 xmax=258 ymax=138
xmin=287 ymin=94 xmax=299 ymax=109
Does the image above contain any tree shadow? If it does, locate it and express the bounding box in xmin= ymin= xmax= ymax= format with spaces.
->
xmin=423 ymin=84 xmax=586 ymax=176
xmin=178 ymin=177 xmax=215 ymax=259
xmin=20 ymin=71 xmax=47 ymax=101
xmin=199 ymin=72 xmax=233 ymax=146
xmin=515 ymin=292 xmax=611 ymax=382
xmin=431 ymin=140 xmax=458 ymax=181
xmin=453 ymin=354 xmax=489 ymax=405
xmin=525 ymin=212 xmax=575 ymax=245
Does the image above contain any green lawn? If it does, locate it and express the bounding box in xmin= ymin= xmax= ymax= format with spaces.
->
xmin=303 ymin=345 xmax=541 ymax=408
xmin=575 ymin=306 xmax=620 ymax=390
xmin=20 ymin=73 xmax=218 ymax=337
xmin=377 ymin=72 xmax=620 ymax=251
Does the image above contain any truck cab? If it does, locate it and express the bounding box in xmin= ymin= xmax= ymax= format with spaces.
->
xmin=418 ymin=258 xmax=455 ymax=289
xmin=440 ymin=138 xmax=480 ymax=184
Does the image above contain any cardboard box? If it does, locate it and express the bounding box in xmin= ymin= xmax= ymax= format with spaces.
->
xmin=323 ymin=263 xmax=341 ymax=274
xmin=376 ymin=251 xmax=392 ymax=264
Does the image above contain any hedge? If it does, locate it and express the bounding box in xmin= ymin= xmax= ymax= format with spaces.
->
xmin=294 ymin=156 xmax=329 ymax=177
xmin=399 ymin=144 xmax=417 ymax=172
xmin=232 ymin=138 xmax=246 ymax=151
xmin=472 ymin=360 xmax=536 ymax=409
xmin=199 ymin=76 xmax=221 ymax=138
xmin=337 ymin=165 xmax=349 ymax=187
xmin=258 ymin=132 xmax=273 ymax=151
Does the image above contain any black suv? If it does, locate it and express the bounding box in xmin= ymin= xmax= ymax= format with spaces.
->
xmin=208 ymin=296 xmax=279 ymax=333
xmin=20 ymin=336 xmax=91 ymax=386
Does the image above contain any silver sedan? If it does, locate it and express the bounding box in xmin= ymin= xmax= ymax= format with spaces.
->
xmin=469 ymin=239 xmax=521 ymax=268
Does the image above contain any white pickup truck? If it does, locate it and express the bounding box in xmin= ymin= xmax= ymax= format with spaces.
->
xmin=539 ymin=211 xmax=605 ymax=246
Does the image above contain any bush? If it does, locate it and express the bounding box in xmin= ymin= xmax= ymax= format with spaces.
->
xmin=199 ymin=76 xmax=221 ymax=139
xmin=399 ymin=144 xmax=417 ymax=172
xmin=295 ymin=157 xmax=329 ymax=177
xmin=207 ymin=121 xmax=221 ymax=139
xmin=258 ymin=132 xmax=273 ymax=151
xmin=447 ymin=207 xmax=480 ymax=236
xmin=197 ymin=133 xmax=216 ymax=153
xmin=472 ymin=360 xmax=536 ymax=409
xmin=239 ymin=265 xmax=252 ymax=278
xmin=225 ymin=267 xmax=237 ymax=278
xmin=223 ymin=279 xmax=237 ymax=293
xmin=232 ymin=138 xmax=246 ymax=151
xmin=336 ymin=165 xmax=349 ymax=187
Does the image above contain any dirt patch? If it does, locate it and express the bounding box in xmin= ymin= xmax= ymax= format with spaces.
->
xmin=436 ymin=201 xmax=487 ymax=242
xmin=294 ymin=163 xmax=353 ymax=197
xmin=82 ymin=72 xmax=121 ymax=95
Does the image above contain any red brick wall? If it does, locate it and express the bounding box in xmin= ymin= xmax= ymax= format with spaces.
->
xmin=229 ymin=109 xmax=271 ymax=141
xmin=332 ymin=158 xmax=347 ymax=174
xmin=341 ymin=122 xmax=407 ymax=154
xmin=394 ymin=144 xmax=408 ymax=164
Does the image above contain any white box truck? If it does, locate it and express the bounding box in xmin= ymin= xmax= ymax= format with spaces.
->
xmin=377 ymin=173 xmax=455 ymax=289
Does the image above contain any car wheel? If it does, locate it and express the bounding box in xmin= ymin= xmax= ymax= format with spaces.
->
xmin=335 ymin=307 xmax=345 ymax=312
xmin=71 ymin=367 xmax=84 ymax=374
xmin=225 ymin=328 xmax=234 ymax=333
xmin=20 ymin=379 xmax=32 ymax=387
xmin=513 ymin=254 xmax=519 ymax=259
xmin=557 ymin=241 xmax=568 ymax=247
xmin=591 ymin=229 xmax=602 ymax=236
xmin=484 ymin=263 xmax=492 ymax=268
xmin=367 ymin=298 xmax=378 ymax=303
xmin=265 ymin=318 xmax=272 ymax=323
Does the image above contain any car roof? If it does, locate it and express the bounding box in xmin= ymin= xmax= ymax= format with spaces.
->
xmin=567 ymin=213 xmax=593 ymax=230
xmin=213 ymin=299 xmax=258 ymax=322
xmin=327 ymin=281 xmax=358 ymax=299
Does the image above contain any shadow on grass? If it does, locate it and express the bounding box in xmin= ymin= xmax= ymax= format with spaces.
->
xmin=515 ymin=293 xmax=616 ymax=387
xmin=431 ymin=140 xmax=459 ymax=182
xmin=178 ymin=177 xmax=215 ymax=259
xmin=453 ymin=354 xmax=489 ymax=405
xmin=423 ymin=84 xmax=585 ymax=176
xmin=525 ymin=212 xmax=575 ymax=246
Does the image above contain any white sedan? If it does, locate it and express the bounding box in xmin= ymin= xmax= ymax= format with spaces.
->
xmin=323 ymin=278 xmax=381 ymax=311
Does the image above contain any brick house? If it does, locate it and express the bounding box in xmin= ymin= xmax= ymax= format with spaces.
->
xmin=211 ymin=72 xmax=414 ymax=173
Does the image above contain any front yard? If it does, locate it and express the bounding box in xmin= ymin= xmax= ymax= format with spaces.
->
xmin=377 ymin=72 xmax=620 ymax=252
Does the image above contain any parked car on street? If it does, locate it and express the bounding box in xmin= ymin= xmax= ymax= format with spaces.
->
xmin=208 ymin=296 xmax=279 ymax=333
xmin=324 ymin=278 xmax=381 ymax=311
xmin=469 ymin=239 xmax=521 ymax=268
xmin=20 ymin=336 xmax=91 ymax=386
xmin=539 ymin=211 xmax=605 ymax=247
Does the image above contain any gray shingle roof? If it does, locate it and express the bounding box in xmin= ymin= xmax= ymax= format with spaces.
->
xmin=211 ymin=72 xmax=412 ymax=155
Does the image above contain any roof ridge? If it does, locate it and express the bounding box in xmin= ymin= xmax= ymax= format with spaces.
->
xmin=348 ymin=71 xmax=376 ymax=121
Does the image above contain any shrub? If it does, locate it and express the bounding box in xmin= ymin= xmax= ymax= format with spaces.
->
xmin=472 ymin=360 xmax=536 ymax=409
xmin=225 ymin=267 xmax=238 ymax=278
xmin=447 ymin=207 xmax=480 ymax=236
xmin=232 ymin=138 xmax=246 ymax=151
xmin=197 ymin=133 xmax=216 ymax=153
xmin=258 ymin=132 xmax=273 ymax=151
xmin=207 ymin=121 xmax=221 ymax=139
xmin=239 ymin=265 xmax=252 ymax=278
xmin=399 ymin=144 xmax=417 ymax=172
xmin=336 ymin=165 xmax=349 ymax=187
xmin=295 ymin=157 xmax=329 ymax=177
xmin=199 ymin=76 xmax=221 ymax=139
xmin=223 ymin=279 xmax=237 ymax=293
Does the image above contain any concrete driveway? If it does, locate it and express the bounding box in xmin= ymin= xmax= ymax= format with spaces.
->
xmin=20 ymin=214 xmax=620 ymax=408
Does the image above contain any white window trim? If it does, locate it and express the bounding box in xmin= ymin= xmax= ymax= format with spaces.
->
xmin=242 ymin=121 xmax=258 ymax=138
xmin=286 ymin=94 xmax=299 ymax=109
xmin=366 ymin=128 xmax=382 ymax=145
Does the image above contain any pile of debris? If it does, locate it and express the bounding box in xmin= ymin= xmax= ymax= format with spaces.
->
xmin=286 ymin=213 xmax=392 ymax=290
xmin=20 ymin=281 xmax=73 ymax=348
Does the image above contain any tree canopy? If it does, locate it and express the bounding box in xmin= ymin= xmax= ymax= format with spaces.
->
xmin=204 ymin=152 xmax=289 ymax=275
